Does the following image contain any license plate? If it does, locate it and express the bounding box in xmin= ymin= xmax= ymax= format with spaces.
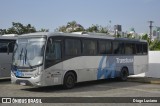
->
xmin=20 ymin=82 xmax=26 ymax=86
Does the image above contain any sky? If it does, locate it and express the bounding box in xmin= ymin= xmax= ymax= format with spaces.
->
xmin=0 ymin=0 xmax=160 ymax=33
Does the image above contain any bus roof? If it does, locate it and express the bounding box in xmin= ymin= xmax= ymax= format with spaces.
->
xmin=19 ymin=32 xmax=147 ymax=43
xmin=0 ymin=36 xmax=17 ymax=40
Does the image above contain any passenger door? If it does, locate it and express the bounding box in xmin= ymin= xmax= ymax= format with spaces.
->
xmin=44 ymin=37 xmax=63 ymax=85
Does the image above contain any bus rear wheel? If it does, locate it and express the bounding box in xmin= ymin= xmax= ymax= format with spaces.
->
xmin=119 ymin=68 xmax=128 ymax=81
xmin=63 ymin=72 xmax=75 ymax=89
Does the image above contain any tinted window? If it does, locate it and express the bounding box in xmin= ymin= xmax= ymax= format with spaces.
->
xmin=125 ymin=43 xmax=136 ymax=55
xmin=136 ymin=44 xmax=143 ymax=55
xmin=143 ymin=43 xmax=148 ymax=54
xmin=113 ymin=41 xmax=124 ymax=54
xmin=45 ymin=38 xmax=62 ymax=68
xmin=83 ymin=40 xmax=97 ymax=55
xmin=0 ymin=40 xmax=15 ymax=53
xmin=99 ymin=40 xmax=112 ymax=54
xmin=65 ymin=39 xmax=81 ymax=56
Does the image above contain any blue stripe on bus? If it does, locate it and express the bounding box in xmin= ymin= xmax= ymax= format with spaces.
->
xmin=97 ymin=56 xmax=116 ymax=79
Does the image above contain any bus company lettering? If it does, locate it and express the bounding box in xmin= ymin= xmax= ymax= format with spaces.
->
xmin=116 ymin=58 xmax=134 ymax=63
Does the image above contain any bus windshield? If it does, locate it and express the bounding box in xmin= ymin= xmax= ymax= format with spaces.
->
xmin=13 ymin=37 xmax=46 ymax=67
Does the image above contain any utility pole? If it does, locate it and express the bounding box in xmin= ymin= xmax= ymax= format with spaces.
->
xmin=148 ymin=21 xmax=154 ymax=41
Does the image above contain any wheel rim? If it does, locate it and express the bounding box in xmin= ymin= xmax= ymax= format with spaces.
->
xmin=122 ymin=69 xmax=127 ymax=80
xmin=66 ymin=75 xmax=74 ymax=87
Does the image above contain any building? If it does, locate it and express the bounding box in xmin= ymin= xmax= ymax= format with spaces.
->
xmin=114 ymin=25 xmax=122 ymax=32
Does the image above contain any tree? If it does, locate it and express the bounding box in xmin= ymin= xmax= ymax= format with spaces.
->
xmin=56 ymin=21 xmax=85 ymax=33
xmin=127 ymin=34 xmax=132 ymax=39
xmin=86 ymin=24 xmax=108 ymax=34
xmin=149 ymin=39 xmax=160 ymax=51
xmin=38 ymin=28 xmax=49 ymax=32
xmin=56 ymin=21 xmax=108 ymax=34
xmin=140 ymin=34 xmax=160 ymax=50
xmin=141 ymin=34 xmax=152 ymax=45
xmin=0 ymin=22 xmax=48 ymax=35
xmin=86 ymin=24 xmax=98 ymax=32
xmin=141 ymin=34 xmax=148 ymax=40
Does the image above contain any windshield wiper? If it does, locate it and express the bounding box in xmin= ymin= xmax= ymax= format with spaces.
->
xmin=24 ymin=49 xmax=33 ymax=69
xmin=19 ymin=48 xmax=23 ymax=60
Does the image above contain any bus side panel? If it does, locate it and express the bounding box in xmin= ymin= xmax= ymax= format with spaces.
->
xmin=62 ymin=56 xmax=135 ymax=82
xmin=62 ymin=56 xmax=100 ymax=82
xmin=97 ymin=56 xmax=134 ymax=79
xmin=41 ymin=55 xmax=148 ymax=86
xmin=41 ymin=62 xmax=63 ymax=86
xmin=0 ymin=53 xmax=12 ymax=78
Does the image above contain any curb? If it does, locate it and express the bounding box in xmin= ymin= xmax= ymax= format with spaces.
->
xmin=127 ymin=77 xmax=160 ymax=84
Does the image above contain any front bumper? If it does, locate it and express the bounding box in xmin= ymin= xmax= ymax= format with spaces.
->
xmin=11 ymin=71 xmax=43 ymax=87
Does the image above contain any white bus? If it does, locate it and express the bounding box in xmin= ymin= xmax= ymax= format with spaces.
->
xmin=0 ymin=35 xmax=17 ymax=79
xmin=11 ymin=32 xmax=148 ymax=88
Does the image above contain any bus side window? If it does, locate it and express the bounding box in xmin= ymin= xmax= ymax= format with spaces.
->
xmin=0 ymin=41 xmax=7 ymax=53
xmin=8 ymin=41 xmax=16 ymax=52
xmin=125 ymin=43 xmax=133 ymax=55
xmin=65 ymin=39 xmax=81 ymax=56
xmin=99 ymin=40 xmax=112 ymax=54
xmin=113 ymin=41 xmax=124 ymax=54
xmin=45 ymin=38 xmax=62 ymax=68
xmin=99 ymin=41 xmax=106 ymax=54
xmin=0 ymin=40 xmax=15 ymax=53
xmin=136 ymin=43 xmax=143 ymax=55
xmin=143 ymin=43 xmax=148 ymax=55
xmin=83 ymin=40 xmax=97 ymax=55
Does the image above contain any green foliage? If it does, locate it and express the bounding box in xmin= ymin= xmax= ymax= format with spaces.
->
xmin=149 ymin=39 xmax=160 ymax=51
xmin=0 ymin=22 xmax=49 ymax=35
xmin=141 ymin=34 xmax=148 ymax=40
xmin=56 ymin=21 xmax=108 ymax=34
xmin=56 ymin=21 xmax=85 ymax=33
xmin=39 ymin=28 xmax=49 ymax=32
xmin=140 ymin=34 xmax=160 ymax=51
xmin=127 ymin=34 xmax=132 ymax=39
xmin=86 ymin=24 xmax=108 ymax=34
xmin=141 ymin=34 xmax=151 ymax=44
xmin=86 ymin=24 xmax=98 ymax=32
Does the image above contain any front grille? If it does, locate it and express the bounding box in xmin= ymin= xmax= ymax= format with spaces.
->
xmin=16 ymin=76 xmax=31 ymax=78
xmin=12 ymin=65 xmax=36 ymax=72
xmin=18 ymin=68 xmax=36 ymax=72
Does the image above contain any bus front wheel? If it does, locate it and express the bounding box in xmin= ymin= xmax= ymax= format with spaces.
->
xmin=119 ymin=68 xmax=128 ymax=81
xmin=63 ymin=72 xmax=75 ymax=89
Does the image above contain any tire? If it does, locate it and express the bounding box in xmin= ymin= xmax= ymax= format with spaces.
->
xmin=119 ymin=68 xmax=128 ymax=81
xmin=63 ymin=72 xmax=75 ymax=89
